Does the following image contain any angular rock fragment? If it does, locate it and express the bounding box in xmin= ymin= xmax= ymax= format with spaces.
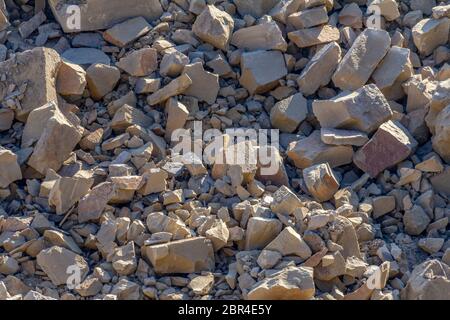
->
xmin=270 ymin=93 xmax=308 ymax=133
xmin=353 ymin=121 xmax=418 ymax=177
xmin=270 ymin=185 xmax=303 ymax=215
xmin=265 ymin=227 xmax=312 ymax=259
xmin=403 ymin=205 xmax=431 ymax=236
xmin=0 ymin=148 xmax=22 ymax=188
xmin=160 ymin=51 xmax=189 ymax=77
xmin=103 ymin=17 xmax=151 ymax=47
xmin=367 ymin=0 xmax=400 ymax=21
xmin=49 ymin=175 xmax=94 ymax=214
xmin=288 ymin=6 xmax=328 ymax=29
xmin=245 ymin=217 xmax=282 ymax=250
xmin=138 ymin=168 xmax=168 ymax=195
xmin=116 ymin=48 xmax=157 ymax=77
xmin=303 ymin=163 xmax=339 ymax=202
xmin=320 ymin=128 xmax=368 ymax=147
xmin=111 ymin=104 xmax=153 ymax=133
xmin=182 ymin=62 xmax=219 ymax=104
xmin=78 ymin=182 xmax=115 ymax=223
xmin=56 ymin=61 xmax=86 ymax=96
xmin=86 ymin=63 xmax=121 ymax=100
xmin=165 ymin=98 xmax=189 ymax=141
xmin=61 ymin=48 xmax=110 ymax=66
xmin=0 ymin=109 xmax=14 ymax=132
xmin=147 ymin=74 xmax=192 ymax=106
xmin=233 ymin=0 xmax=279 ymax=19
xmin=332 ymin=28 xmax=391 ymax=91
xmin=432 ymin=105 xmax=450 ymax=163
xmin=288 ymin=25 xmax=340 ymax=48
xmin=412 ymin=18 xmax=450 ymax=56
xmin=231 ymin=20 xmax=287 ymax=51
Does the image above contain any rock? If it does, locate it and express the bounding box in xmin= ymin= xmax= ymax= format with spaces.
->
xmin=138 ymin=168 xmax=168 ymax=195
xmin=403 ymin=205 xmax=431 ymax=236
xmin=86 ymin=63 xmax=121 ymax=100
xmin=0 ymin=6 xmax=9 ymax=32
xmin=418 ymin=238 xmax=445 ymax=254
xmin=354 ymin=121 xmax=418 ymax=177
xmin=288 ymin=25 xmax=340 ymax=48
xmin=245 ymin=217 xmax=283 ymax=250
xmin=44 ymin=230 xmax=82 ymax=254
xmin=49 ymin=175 xmax=94 ymax=214
xmin=433 ymin=5 xmax=450 ymax=19
xmin=297 ymin=41 xmax=341 ymax=97
xmin=147 ymin=73 xmax=192 ymax=106
xmin=372 ymin=196 xmax=396 ymax=219
xmin=0 ymin=109 xmax=14 ymax=132
xmin=205 ymin=219 xmax=229 ymax=251
xmin=160 ymin=51 xmax=189 ymax=77
xmin=111 ymin=104 xmax=153 ymax=133
xmin=371 ymin=46 xmax=413 ymax=100
xmin=75 ymin=276 xmax=103 ymax=297
xmin=432 ymin=105 xmax=450 ymax=163
xmin=303 ymin=163 xmax=339 ymax=202
xmin=320 ymin=128 xmax=368 ymax=146
xmin=402 ymin=259 xmax=450 ymax=300
xmin=144 ymin=237 xmax=215 ymax=274
xmin=23 ymin=291 xmax=57 ymax=300
xmin=146 ymin=212 xmax=190 ymax=239
xmin=112 ymin=242 xmax=137 ymax=276
xmin=56 ymin=61 xmax=87 ymax=96
xmin=103 ymin=17 xmax=151 ymax=47
xmin=165 ymin=98 xmax=189 ymax=141
xmin=135 ymin=77 xmax=161 ymax=94
xmin=0 ymin=148 xmax=22 ymax=188
xmin=111 ymin=279 xmax=141 ymax=300
xmin=247 ymin=266 xmax=315 ymax=300
xmin=233 ymin=0 xmax=279 ymax=18
xmin=0 ymin=256 xmax=19 ymax=275
xmin=239 ymin=50 xmax=287 ymax=95
xmin=18 ymin=11 xmax=46 ymax=39
xmin=0 ymin=47 xmax=60 ymax=121
xmin=270 ymin=185 xmax=303 ymax=215
xmin=416 ymin=155 xmax=444 ymax=173
xmin=332 ymin=28 xmax=391 ymax=91
xmin=257 ymin=250 xmax=282 ymax=269
xmin=338 ymin=3 xmax=363 ymax=28
xmin=116 ymin=48 xmax=158 ymax=77
xmin=48 ymin=0 xmax=162 ymax=32
xmin=231 ymin=20 xmax=287 ymax=51
xmin=36 ymin=246 xmax=89 ymax=286
xmin=256 ymin=145 xmax=290 ymax=187
xmin=265 ymin=226 xmax=312 ymax=259
xmin=192 ymin=5 xmax=234 ymax=51
xmin=288 ymin=6 xmax=328 ymax=29
xmin=61 ymin=48 xmax=110 ymax=66
xmin=412 ymin=18 xmax=450 ymax=56
xmin=270 ymin=93 xmax=308 ymax=133
xmin=367 ymin=0 xmax=400 ymax=21
xmin=78 ymin=182 xmax=115 ymax=223
xmin=287 ymin=130 xmax=354 ymax=169
xmin=189 ymin=273 xmax=214 ymax=295
xmin=182 ymin=62 xmax=219 ymax=104
xmin=27 ymin=103 xmax=82 ymax=174
xmin=313 ymin=84 xmax=392 ymax=134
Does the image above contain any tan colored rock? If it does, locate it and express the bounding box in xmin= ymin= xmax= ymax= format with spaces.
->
xmin=0 ymin=47 xmax=60 ymax=121
xmin=332 ymin=28 xmax=391 ymax=91
xmin=288 ymin=25 xmax=340 ymax=48
xmin=78 ymin=182 xmax=115 ymax=223
xmin=239 ymin=50 xmax=287 ymax=95
xmin=245 ymin=217 xmax=282 ymax=250
xmin=372 ymin=46 xmax=413 ymax=100
xmin=144 ymin=237 xmax=215 ymax=274
xmin=418 ymin=238 xmax=444 ymax=254
xmin=403 ymin=205 xmax=431 ymax=236
xmin=147 ymin=73 xmax=192 ymax=106
xmin=146 ymin=211 xmax=190 ymax=239
xmin=354 ymin=121 xmax=418 ymax=177
xmin=102 ymin=132 xmax=130 ymax=151
xmin=270 ymin=185 xmax=303 ymax=215
xmin=288 ymin=6 xmax=328 ymax=29
xmin=372 ymin=196 xmax=396 ymax=219
xmin=247 ymin=266 xmax=315 ymax=300
xmin=303 ymin=163 xmax=339 ymax=202
xmin=205 ymin=219 xmax=229 ymax=251
xmin=367 ymin=0 xmax=400 ymax=21
xmin=192 ymin=5 xmax=234 ymax=51
xmin=313 ymin=84 xmax=393 ymax=134
xmin=36 ymin=246 xmax=89 ymax=286
xmin=412 ymin=18 xmax=450 ymax=56
xmin=135 ymin=77 xmax=161 ymax=94
xmin=0 ymin=109 xmax=14 ymax=132
xmin=112 ymin=242 xmax=137 ymax=276
xmin=103 ymin=17 xmax=151 ymax=47
xmin=80 ymin=128 xmax=104 ymax=150
xmin=432 ymin=105 xmax=450 ymax=163
xmin=234 ymin=0 xmax=279 ymax=19
xmin=49 ymin=175 xmax=94 ymax=215
xmin=265 ymin=227 xmax=312 ymax=259
xmin=320 ymin=128 xmax=368 ymax=146
xmin=108 ymin=91 xmax=137 ymax=116
xmin=297 ymin=41 xmax=341 ymax=96
xmin=416 ymin=155 xmax=444 ymax=173
xmin=86 ymin=63 xmax=120 ymax=100
xmin=116 ymin=48 xmax=157 ymax=77
xmin=56 ymin=61 xmax=86 ymax=96
xmin=165 ymin=98 xmax=189 ymax=141
xmin=111 ymin=104 xmax=153 ymax=133
xmin=0 ymin=256 xmax=19 ymax=275
xmin=138 ymin=168 xmax=168 ymax=195
xmin=48 ymin=0 xmax=162 ymax=32
xmin=44 ymin=230 xmax=82 ymax=254
xmin=287 ymin=131 xmax=354 ymax=169
xmin=256 ymin=145 xmax=290 ymax=187
xmin=182 ymin=62 xmax=219 ymax=104
xmin=270 ymin=93 xmax=308 ymax=133
xmin=0 ymin=5 xmax=9 ymax=32
xmin=27 ymin=104 xmax=82 ymax=174
xmin=231 ymin=20 xmax=287 ymax=51
xmin=0 ymin=148 xmax=22 ymax=188
xmin=338 ymin=3 xmax=363 ymax=28
xmin=160 ymin=51 xmax=189 ymax=77
xmin=433 ymin=4 xmax=450 ymax=19
xmin=189 ymin=274 xmax=215 ymax=295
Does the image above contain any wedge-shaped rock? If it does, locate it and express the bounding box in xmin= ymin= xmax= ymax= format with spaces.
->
xmin=48 ymin=0 xmax=162 ymax=32
xmin=320 ymin=128 xmax=368 ymax=146
xmin=247 ymin=266 xmax=315 ymax=300
xmin=78 ymin=182 xmax=115 ymax=223
xmin=297 ymin=41 xmax=341 ymax=96
xmin=313 ymin=84 xmax=393 ymax=134
xmin=270 ymin=185 xmax=303 ymax=215
xmin=182 ymin=62 xmax=219 ymax=104
xmin=288 ymin=6 xmax=328 ymax=29
xmin=56 ymin=61 xmax=86 ymax=96
xmin=103 ymin=17 xmax=151 ymax=47
xmin=0 ymin=148 xmax=22 ymax=188
xmin=192 ymin=5 xmax=234 ymax=50
xmin=146 ymin=212 xmax=190 ymax=240
xmin=245 ymin=217 xmax=282 ymax=250
xmin=0 ymin=5 xmax=9 ymax=32
xmin=233 ymin=0 xmax=279 ymax=18
xmin=231 ymin=20 xmax=287 ymax=51
xmin=27 ymin=104 xmax=82 ymax=174
xmin=147 ymin=74 xmax=192 ymax=106
xmin=239 ymin=50 xmax=287 ymax=95
xmin=86 ymin=63 xmax=120 ymax=100
xmin=270 ymin=93 xmax=308 ymax=133
xmin=138 ymin=168 xmax=168 ymax=195
xmin=116 ymin=48 xmax=157 ymax=77
xmin=0 ymin=109 xmax=14 ymax=132
xmin=354 ymin=121 xmax=418 ymax=177
xmin=432 ymin=105 xmax=450 ymax=163
xmin=165 ymin=98 xmax=189 ymax=141
xmin=372 ymin=46 xmax=413 ymax=100
xmin=36 ymin=246 xmax=89 ymax=286
xmin=287 ymin=131 xmax=354 ymax=169
xmin=0 ymin=47 xmax=60 ymax=121
xmin=332 ymin=28 xmax=391 ymax=90
xmin=303 ymin=163 xmax=339 ymax=202
xmin=265 ymin=227 xmax=312 ymax=259
xmin=367 ymin=0 xmax=400 ymax=21
xmin=111 ymin=104 xmax=153 ymax=133
xmin=288 ymin=25 xmax=340 ymax=48
xmin=256 ymin=145 xmax=290 ymax=187
xmin=144 ymin=237 xmax=215 ymax=274
xmin=412 ymin=18 xmax=450 ymax=56
xmin=49 ymin=175 xmax=94 ymax=215
xmin=160 ymin=51 xmax=189 ymax=77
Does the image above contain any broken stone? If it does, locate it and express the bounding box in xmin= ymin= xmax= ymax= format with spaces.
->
xmin=418 ymin=238 xmax=444 ymax=254
xmin=0 ymin=148 xmax=22 ymax=188
xmin=165 ymin=98 xmax=189 ymax=141
xmin=432 ymin=105 xmax=450 ymax=163
xmin=403 ymin=205 xmax=431 ymax=236
xmin=245 ymin=217 xmax=282 ymax=250
xmin=56 ymin=61 xmax=87 ymax=96
xmin=270 ymin=93 xmax=308 ymax=133
xmin=103 ymin=17 xmax=151 ymax=47
xmin=182 ymin=62 xmax=219 ymax=104
xmin=111 ymin=104 xmax=153 ymax=133
xmin=367 ymin=0 xmax=400 ymax=21
xmin=160 ymin=51 xmax=189 ymax=77
xmin=320 ymin=128 xmax=368 ymax=147
xmin=135 ymin=77 xmax=161 ymax=94
xmin=303 ymin=163 xmax=339 ymax=202
xmin=372 ymin=196 xmax=396 ymax=219
xmin=86 ymin=63 xmax=121 ymax=100
xmin=78 ymin=182 xmax=115 ymax=223
xmin=288 ymin=6 xmax=328 ymax=29
xmin=234 ymin=0 xmax=279 ymax=18
xmin=147 ymin=73 xmax=192 ymax=106
xmin=270 ymin=185 xmax=303 ymax=215
xmin=265 ymin=226 xmax=312 ymax=259
xmin=49 ymin=175 xmax=94 ymax=215
xmin=231 ymin=20 xmax=287 ymax=51
xmin=189 ymin=273 xmax=214 ymax=295
xmin=288 ymin=25 xmax=340 ymax=48
xmin=116 ymin=48 xmax=158 ymax=77
xmin=412 ymin=18 xmax=450 ymax=56
xmin=61 ymin=48 xmax=110 ymax=66
xmin=138 ymin=168 xmax=168 ymax=195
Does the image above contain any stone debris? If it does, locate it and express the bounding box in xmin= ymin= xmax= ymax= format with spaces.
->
xmin=0 ymin=0 xmax=449 ymax=302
